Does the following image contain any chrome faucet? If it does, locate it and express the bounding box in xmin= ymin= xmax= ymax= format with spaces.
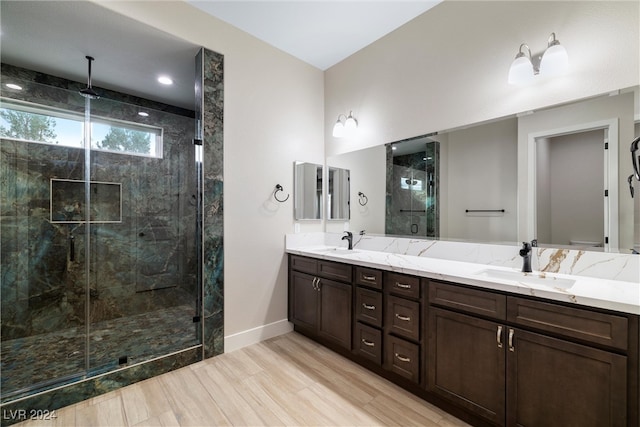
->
xmin=519 ymin=241 xmax=532 ymax=273
xmin=342 ymin=231 xmax=353 ymax=250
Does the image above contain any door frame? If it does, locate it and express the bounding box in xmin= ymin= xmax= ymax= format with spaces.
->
xmin=526 ymin=118 xmax=618 ymax=251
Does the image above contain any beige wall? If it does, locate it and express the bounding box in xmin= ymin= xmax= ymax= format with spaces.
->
xmin=95 ymin=1 xmax=325 ymax=347
xmin=439 ymin=118 xmax=518 ymax=243
xmin=325 ymin=1 xmax=639 ymax=157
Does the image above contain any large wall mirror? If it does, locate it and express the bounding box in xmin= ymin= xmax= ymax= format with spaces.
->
xmin=328 ymin=86 xmax=639 ymax=253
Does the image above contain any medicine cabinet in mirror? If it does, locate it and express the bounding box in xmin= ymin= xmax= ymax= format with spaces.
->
xmin=327 ymin=166 xmax=350 ymax=220
xmin=294 ymin=161 xmax=323 ymax=220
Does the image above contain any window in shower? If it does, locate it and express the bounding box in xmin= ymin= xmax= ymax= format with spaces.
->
xmin=0 ymin=99 xmax=163 ymax=158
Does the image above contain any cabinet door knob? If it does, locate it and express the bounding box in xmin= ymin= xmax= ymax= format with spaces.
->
xmin=362 ymin=303 xmax=376 ymax=311
xmin=361 ymin=339 xmax=375 ymax=347
xmin=508 ymin=328 xmax=515 ymax=352
xmin=497 ymin=325 xmax=503 ymax=349
xmin=395 ymin=313 xmax=411 ymax=322
xmin=395 ymin=353 xmax=411 ymax=363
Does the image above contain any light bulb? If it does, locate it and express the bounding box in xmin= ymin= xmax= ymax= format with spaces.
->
xmin=540 ymin=43 xmax=568 ymax=77
xmin=344 ymin=113 xmax=358 ymax=134
xmin=332 ymin=120 xmax=345 ymax=138
xmin=508 ymin=55 xmax=534 ymax=85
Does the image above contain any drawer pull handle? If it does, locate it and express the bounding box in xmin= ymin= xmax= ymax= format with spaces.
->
xmin=395 ymin=313 xmax=411 ymax=322
xmin=396 ymin=282 xmax=411 ymax=289
xmin=361 ymin=339 xmax=376 ymax=347
xmin=508 ymin=328 xmax=515 ymax=352
xmin=395 ymin=353 xmax=411 ymax=363
xmin=362 ymin=274 xmax=377 ymax=281
xmin=497 ymin=326 xmax=503 ymax=349
xmin=362 ymin=303 xmax=376 ymax=311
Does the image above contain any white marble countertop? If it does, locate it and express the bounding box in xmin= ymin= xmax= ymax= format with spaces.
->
xmin=287 ymin=245 xmax=640 ymax=315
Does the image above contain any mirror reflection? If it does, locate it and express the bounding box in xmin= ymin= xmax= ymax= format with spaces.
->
xmin=327 ymin=167 xmax=350 ymax=220
xmin=294 ymin=161 xmax=323 ymax=220
xmin=386 ymin=136 xmax=439 ymax=237
xmin=327 ymin=86 xmax=639 ymax=253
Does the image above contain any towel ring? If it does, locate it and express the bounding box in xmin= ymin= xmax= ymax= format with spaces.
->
xmin=358 ymin=192 xmax=368 ymax=206
xmin=274 ymin=184 xmax=290 ymax=203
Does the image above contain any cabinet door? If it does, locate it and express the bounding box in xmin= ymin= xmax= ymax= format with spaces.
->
xmin=290 ymin=271 xmax=318 ymax=331
xmin=317 ymin=278 xmax=352 ymax=349
xmin=507 ymin=329 xmax=627 ymax=427
xmin=428 ymin=307 xmax=506 ymax=426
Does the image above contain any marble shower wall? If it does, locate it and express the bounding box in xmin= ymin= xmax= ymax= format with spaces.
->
xmin=199 ymin=48 xmax=225 ymax=358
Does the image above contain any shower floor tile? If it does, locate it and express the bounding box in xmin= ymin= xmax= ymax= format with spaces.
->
xmin=1 ymin=304 xmax=198 ymax=402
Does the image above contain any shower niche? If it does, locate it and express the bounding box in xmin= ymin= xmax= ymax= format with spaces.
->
xmin=50 ymin=179 xmax=122 ymax=223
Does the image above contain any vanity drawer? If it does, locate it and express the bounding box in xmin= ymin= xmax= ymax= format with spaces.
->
xmin=356 ymin=287 xmax=383 ymax=327
xmin=385 ymin=335 xmax=420 ymax=383
xmin=355 ymin=322 xmax=382 ymax=365
xmin=507 ymin=296 xmax=629 ymax=350
xmin=318 ymin=260 xmax=352 ymax=282
xmin=355 ymin=267 xmax=383 ymax=290
xmin=290 ymin=255 xmax=317 ymax=275
xmin=386 ymin=295 xmax=420 ymax=341
xmin=384 ymin=272 xmax=420 ymax=299
xmin=429 ymin=280 xmax=506 ymax=321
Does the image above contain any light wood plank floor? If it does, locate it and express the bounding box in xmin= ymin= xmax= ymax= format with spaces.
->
xmin=17 ymin=332 xmax=470 ymax=426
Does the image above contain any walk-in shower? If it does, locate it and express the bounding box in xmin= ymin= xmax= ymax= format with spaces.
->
xmin=0 ymin=62 xmax=202 ymax=405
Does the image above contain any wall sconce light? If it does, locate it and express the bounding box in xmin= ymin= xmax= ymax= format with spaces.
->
xmin=508 ymin=32 xmax=568 ymax=85
xmin=332 ymin=111 xmax=358 ymax=138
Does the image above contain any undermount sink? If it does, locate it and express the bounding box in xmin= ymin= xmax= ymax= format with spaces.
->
xmin=476 ymin=268 xmax=576 ymax=289
xmin=316 ymin=247 xmax=359 ymax=255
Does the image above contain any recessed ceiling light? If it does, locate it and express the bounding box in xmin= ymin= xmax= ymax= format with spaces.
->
xmin=391 ymin=146 xmax=397 ymax=150
xmin=138 ymin=111 xmax=149 ymax=117
xmin=6 ymin=83 xmax=22 ymax=90
xmin=157 ymin=76 xmax=173 ymax=85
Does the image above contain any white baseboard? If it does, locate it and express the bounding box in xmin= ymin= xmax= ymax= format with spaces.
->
xmin=224 ymin=319 xmax=293 ymax=353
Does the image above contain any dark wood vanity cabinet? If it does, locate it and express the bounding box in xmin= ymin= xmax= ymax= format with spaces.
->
xmin=289 ymin=255 xmax=639 ymax=427
xmin=289 ymin=255 xmax=352 ymax=350
xmin=428 ymin=280 xmax=636 ymax=427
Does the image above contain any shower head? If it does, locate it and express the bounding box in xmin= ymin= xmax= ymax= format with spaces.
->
xmin=79 ymin=56 xmax=100 ymax=99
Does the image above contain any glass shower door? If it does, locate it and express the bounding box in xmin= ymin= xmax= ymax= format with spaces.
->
xmin=386 ymin=137 xmax=439 ymax=237
xmin=86 ymin=96 xmax=200 ymax=373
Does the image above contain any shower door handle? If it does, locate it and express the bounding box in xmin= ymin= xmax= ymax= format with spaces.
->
xmin=69 ymin=235 xmax=75 ymax=262
xmin=411 ymin=223 xmax=418 ymax=234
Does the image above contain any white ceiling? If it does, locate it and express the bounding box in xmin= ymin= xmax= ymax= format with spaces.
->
xmin=187 ymin=1 xmax=442 ymax=70
xmin=0 ymin=1 xmax=441 ymax=109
